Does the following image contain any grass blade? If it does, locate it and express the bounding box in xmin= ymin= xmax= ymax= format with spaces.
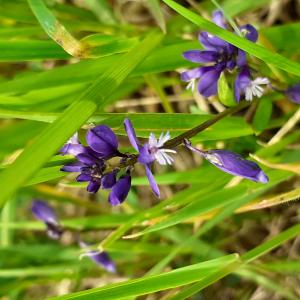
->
xmin=0 ymin=31 xmax=163 ymax=211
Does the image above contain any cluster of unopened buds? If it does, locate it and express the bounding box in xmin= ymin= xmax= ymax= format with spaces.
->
xmin=181 ymin=10 xmax=300 ymax=104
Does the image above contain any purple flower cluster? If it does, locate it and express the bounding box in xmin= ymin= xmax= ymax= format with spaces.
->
xmin=32 ymin=200 xmax=115 ymax=272
xmin=181 ymin=10 xmax=269 ymax=102
xmin=61 ymin=119 xmax=177 ymax=204
xmin=60 ymin=118 xmax=268 ymax=205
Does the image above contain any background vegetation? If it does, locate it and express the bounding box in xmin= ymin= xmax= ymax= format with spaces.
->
xmin=0 ymin=0 xmax=300 ymax=299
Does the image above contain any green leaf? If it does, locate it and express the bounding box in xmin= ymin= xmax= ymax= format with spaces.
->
xmin=0 ymin=41 xmax=195 ymax=94
xmin=49 ymin=254 xmax=240 ymax=300
xmin=252 ymin=98 xmax=273 ymax=132
xmin=0 ymin=31 xmax=163 ymax=211
xmin=146 ymin=0 xmax=166 ymax=33
xmin=0 ymin=40 xmax=70 ymax=61
xmin=28 ymin=0 xmax=86 ymax=57
xmin=84 ymin=0 xmax=117 ymax=25
xmin=125 ymin=170 xmax=291 ymax=238
xmin=217 ymin=72 xmax=235 ymax=107
xmin=169 ymin=222 xmax=300 ymax=300
xmin=162 ymin=0 xmax=300 ymax=77
xmin=0 ymin=111 xmax=254 ymax=141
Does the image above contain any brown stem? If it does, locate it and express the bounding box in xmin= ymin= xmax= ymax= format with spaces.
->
xmin=164 ymin=100 xmax=251 ymax=149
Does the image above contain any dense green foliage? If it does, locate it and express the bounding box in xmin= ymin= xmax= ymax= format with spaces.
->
xmin=0 ymin=0 xmax=299 ymax=299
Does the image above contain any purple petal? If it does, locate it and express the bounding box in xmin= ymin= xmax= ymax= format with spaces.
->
xmin=86 ymin=125 xmax=118 ymax=157
xmin=88 ymin=251 xmax=116 ymax=273
xmin=61 ymin=162 xmax=84 ymax=173
xmin=212 ymin=10 xmax=227 ymax=29
xmin=138 ymin=144 xmax=155 ymax=165
xmin=205 ymin=150 xmax=268 ymax=183
xmin=108 ymin=175 xmax=131 ymax=206
xmin=198 ymin=67 xmax=222 ymax=97
xmin=240 ymin=24 xmax=258 ymax=42
xmin=198 ymin=32 xmax=229 ymax=50
xmin=181 ymin=67 xmax=204 ymax=82
xmin=124 ymin=119 xmax=140 ymax=151
xmin=285 ymin=83 xmax=300 ymax=104
xmin=32 ymin=200 xmax=58 ymax=225
xmin=182 ymin=50 xmax=219 ymax=63
xmin=145 ymin=164 xmax=160 ymax=198
xmin=76 ymin=153 xmax=98 ymax=166
xmin=102 ymin=171 xmax=117 ymax=189
xmin=87 ymin=180 xmax=101 ymax=193
xmin=76 ymin=173 xmax=92 ymax=182
xmin=234 ymin=66 xmax=251 ymax=102
xmin=236 ymin=49 xmax=247 ymax=67
xmin=60 ymin=144 xmax=86 ymax=156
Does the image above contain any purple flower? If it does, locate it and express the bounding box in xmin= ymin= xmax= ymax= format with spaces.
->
xmin=79 ymin=242 xmax=116 ymax=273
xmin=32 ymin=200 xmax=63 ymax=239
xmin=234 ymin=66 xmax=269 ymax=102
xmin=86 ymin=125 xmax=119 ymax=158
xmin=124 ymin=119 xmax=176 ymax=198
xmin=285 ymin=83 xmax=300 ymax=104
xmin=181 ymin=10 xmax=261 ymax=101
xmin=109 ymin=173 xmax=131 ymax=206
xmin=61 ymin=125 xmax=120 ymax=194
xmin=60 ymin=132 xmax=85 ymax=156
xmin=181 ymin=10 xmax=236 ymax=97
xmin=185 ymin=140 xmax=268 ymax=183
xmin=236 ymin=24 xmax=259 ymax=68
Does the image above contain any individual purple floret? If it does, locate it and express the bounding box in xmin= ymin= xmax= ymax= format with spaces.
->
xmin=285 ymin=83 xmax=300 ymax=104
xmin=185 ymin=140 xmax=268 ymax=183
xmin=32 ymin=200 xmax=63 ymax=239
xmin=79 ymin=241 xmax=116 ymax=273
xmin=109 ymin=172 xmax=131 ymax=206
xmin=234 ymin=66 xmax=269 ymax=102
xmin=86 ymin=125 xmax=119 ymax=158
xmin=124 ymin=118 xmax=176 ymax=198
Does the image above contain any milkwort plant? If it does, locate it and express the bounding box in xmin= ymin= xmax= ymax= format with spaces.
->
xmin=61 ymin=116 xmax=268 ymax=206
xmin=2 ymin=0 xmax=300 ymax=299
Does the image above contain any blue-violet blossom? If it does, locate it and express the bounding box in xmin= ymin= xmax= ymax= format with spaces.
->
xmin=79 ymin=241 xmax=116 ymax=273
xmin=61 ymin=125 xmax=131 ymax=205
xmin=181 ymin=10 xmax=269 ymax=102
xmin=285 ymin=83 xmax=300 ymax=104
xmin=185 ymin=140 xmax=268 ymax=183
xmin=32 ymin=200 xmax=63 ymax=239
xmin=124 ymin=118 xmax=176 ymax=198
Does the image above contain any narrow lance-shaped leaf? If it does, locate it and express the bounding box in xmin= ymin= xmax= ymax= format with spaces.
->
xmin=146 ymin=0 xmax=166 ymax=33
xmin=48 ymin=255 xmax=240 ymax=300
xmin=28 ymin=0 xmax=87 ymax=57
xmin=0 ymin=31 xmax=163 ymax=211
